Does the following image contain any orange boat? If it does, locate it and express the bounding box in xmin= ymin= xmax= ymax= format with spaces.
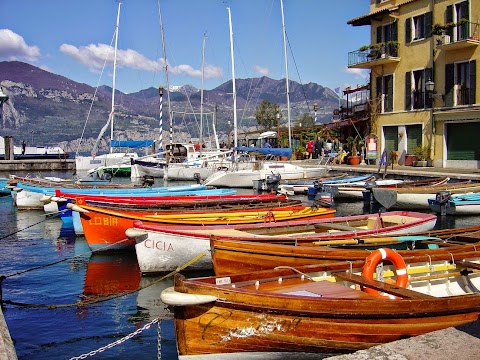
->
xmin=74 ymin=202 xmax=335 ymax=251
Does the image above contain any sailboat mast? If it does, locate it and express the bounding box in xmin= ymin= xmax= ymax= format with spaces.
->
xmin=200 ymin=32 xmax=206 ymax=152
xmin=280 ymin=0 xmax=292 ymax=149
xmin=227 ymin=7 xmax=238 ymax=152
xmin=110 ymin=1 xmax=121 ymax=154
xmin=158 ymin=0 xmax=173 ymax=151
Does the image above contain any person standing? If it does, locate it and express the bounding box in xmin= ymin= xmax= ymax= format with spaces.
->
xmin=307 ymin=139 xmax=314 ymax=159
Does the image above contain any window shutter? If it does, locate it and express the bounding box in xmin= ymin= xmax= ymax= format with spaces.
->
xmin=405 ymin=18 xmax=411 ymax=43
xmin=425 ymin=68 xmax=433 ymax=108
xmin=425 ymin=11 xmax=432 ymax=37
xmin=386 ymin=75 xmax=394 ymax=112
xmin=376 ymin=76 xmax=382 ymax=97
xmin=377 ymin=26 xmax=382 ymax=44
xmin=445 ymin=63 xmax=454 ymax=107
xmin=445 ymin=5 xmax=454 ymax=39
xmin=392 ymin=21 xmax=398 ymax=41
xmin=469 ymin=60 xmax=476 ymax=105
xmin=405 ymin=72 xmax=412 ymax=110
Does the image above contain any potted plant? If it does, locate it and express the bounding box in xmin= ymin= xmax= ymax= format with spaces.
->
xmin=346 ymin=136 xmax=361 ymax=165
xmin=412 ymin=145 xmax=430 ymax=167
xmin=431 ymin=23 xmax=445 ymax=36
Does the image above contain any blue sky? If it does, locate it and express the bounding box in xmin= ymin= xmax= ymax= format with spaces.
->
xmin=0 ymin=0 xmax=371 ymax=94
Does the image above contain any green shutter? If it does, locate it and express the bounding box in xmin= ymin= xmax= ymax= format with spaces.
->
xmin=447 ymin=122 xmax=480 ymax=160
xmin=384 ymin=126 xmax=399 ymax=152
xmin=376 ymin=76 xmax=382 ymax=99
xmin=385 ymin=75 xmax=393 ymax=112
xmin=425 ymin=11 xmax=432 ymax=37
xmin=445 ymin=5 xmax=454 ymax=39
xmin=406 ymin=125 xmax=422 ymax=153
xmin=470 ymin=60 xmax=476 ymax=105
xmin=405 ymin=72 xmax=411 ymax=110
xmin=405 ymin=18 xmax=411 ymax=43
xmin=445 ymin=63 xmax=454 ymax=107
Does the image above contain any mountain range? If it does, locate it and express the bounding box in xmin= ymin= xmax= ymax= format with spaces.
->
xmin=0 ymin=61 xmax=339 ymax=152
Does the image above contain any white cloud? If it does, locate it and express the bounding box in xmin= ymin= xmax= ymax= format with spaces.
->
xmin=0 ymin=29 xmax=40 ymax=61
xmin=344 ymin=67 xmax=369 ymax=79
xmin=60 ymin=42 xmax=223 ymax=79
xmin=254 ymin=65 xmax=269 ymax=76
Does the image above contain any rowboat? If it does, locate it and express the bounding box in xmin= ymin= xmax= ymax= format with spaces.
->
xmin=75 ymin=203 xmax=336 ymax=252
xmin=328 ymin=176 xmax=450 ymax=200
xmin=161 ymin=251 xmax=480 ymax=358
xmin=428 ymin=192 xmax=480 ymax=215
xmin=277 ymin=173 xmax=374 ymax=195
xmin=372 ymin=182 xmax=480 ymax=210
xmin=210 ymin=226 xmax=480 ymax=275
xmin=13 ymin=183 xmax=235 ymax=210
xmin=127 ymin=211 xmax=436 ymax=274
xmin=0 ymin=177 xmax=10 ymax=197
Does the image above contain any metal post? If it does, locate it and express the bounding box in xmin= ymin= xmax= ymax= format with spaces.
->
xmin=158 ymin=86 xmax=163 ymax=152
xmin=313 ymin=103 xmax=318 ymax=124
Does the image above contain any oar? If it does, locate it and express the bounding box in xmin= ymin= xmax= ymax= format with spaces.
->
xmin=311 ymin=235 xmax=440 ymax=246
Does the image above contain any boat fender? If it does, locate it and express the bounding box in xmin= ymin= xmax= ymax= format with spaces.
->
xmin=160 ymin=287 xmax=217 ymax=306
xmin=40 ymin=195 xmax=52 ymax=203
xmin=125 ymin=228 xmax=148 ymax=242
xmin=66 ymin=203 xmax=89 ymax=213
xmin=362 ymin=248 xmax=408 ymax=299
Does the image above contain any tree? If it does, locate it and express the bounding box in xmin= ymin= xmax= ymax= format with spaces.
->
xmin=295 ymin=113 xmax=315 ymax=128
xmin=255 ymin=100 xmax=281 ymax=130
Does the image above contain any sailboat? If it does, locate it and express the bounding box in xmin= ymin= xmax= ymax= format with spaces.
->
xmin=75 ymin=2 xmax=154 ymax=176
xmin=203 ymin=3 xmax=328 ymax=188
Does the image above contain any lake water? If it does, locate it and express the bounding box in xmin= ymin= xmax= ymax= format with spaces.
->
xmin=0 ymin=171 xmax=479 ymax=359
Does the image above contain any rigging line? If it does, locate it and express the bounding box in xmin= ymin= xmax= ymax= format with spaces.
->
xmin=75 ymin=31 xmax=116 ymax=157
xmin=286 ymin=32 xmax=311 ymax=114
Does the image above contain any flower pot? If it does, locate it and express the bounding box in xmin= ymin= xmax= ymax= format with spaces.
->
xmin=404 ymin=154 xmax=416 ymax=166
xmin=348 ymin=155 xmax=361 ymax=166
xmin=413 ymin=160 xmax=427 ymax=167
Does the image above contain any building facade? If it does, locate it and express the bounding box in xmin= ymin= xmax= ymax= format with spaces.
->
xmin=348 ymin=0 xmax=479 ymax=168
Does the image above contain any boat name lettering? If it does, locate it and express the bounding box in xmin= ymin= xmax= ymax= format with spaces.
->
xmin=215 ymin=277 xmax=231 ymax=285
xmin=89 ymin=217 xmax=118 ymax=226
xmin=144 ymin=239 xmax=174 ymax=251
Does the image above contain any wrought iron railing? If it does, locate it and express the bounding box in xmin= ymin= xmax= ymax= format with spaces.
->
xmin=348 ymin=42 xmax=399 ymax=67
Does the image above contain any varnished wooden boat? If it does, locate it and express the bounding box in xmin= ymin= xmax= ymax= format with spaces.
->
xmin=210 ymin=225 xmax=480 ymax=275
xmin=161 ymin=251 xmax=480 ymax=358
xmin=128 ymin=211 xmax=436 ymax=274
xmin=75 ymin=202 xmax=336 ymax=251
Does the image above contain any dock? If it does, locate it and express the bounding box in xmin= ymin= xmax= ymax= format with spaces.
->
xmin=0 ymin=307 xmax=17 ymax=360
xmin=0 ymin=159 xmax=74 ymax=172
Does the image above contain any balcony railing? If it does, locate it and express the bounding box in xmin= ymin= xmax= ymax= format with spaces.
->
xmin=457 ymin=86 xmax=473 ymax=105
xmin=436 ymin=20 xmax=480 ymax=48
xmin=348 ymin=42 xmax=399 ymax=68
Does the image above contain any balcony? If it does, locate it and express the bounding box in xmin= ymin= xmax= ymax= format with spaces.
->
xmin=435 ymin=20 xmax=480 ymax=51
xmin=348 ymin=42 xmax=400 ymax=69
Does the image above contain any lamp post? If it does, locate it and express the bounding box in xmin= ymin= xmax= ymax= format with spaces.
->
xmin=313 ymin=103 xmax=318 ymax=124
xmin=276 ymin=111 xmax=280 ymax=147
xmin=425 ymin=78 xmax=438 ymax=166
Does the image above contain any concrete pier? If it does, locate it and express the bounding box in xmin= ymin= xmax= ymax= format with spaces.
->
xmin=0 ymin=159 xmax=74 ymax=172
xmin=0 ymin=307 xmax=17 ymax=360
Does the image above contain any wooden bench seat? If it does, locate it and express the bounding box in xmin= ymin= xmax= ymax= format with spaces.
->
xmin=273 ymin=279 xmax=376 ymax=299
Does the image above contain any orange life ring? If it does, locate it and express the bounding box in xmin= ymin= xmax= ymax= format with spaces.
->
xmin=362 ymin=248 xmax=408 ymax=299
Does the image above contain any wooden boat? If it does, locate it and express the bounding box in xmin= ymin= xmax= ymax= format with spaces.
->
xmin=210 ymin=226 xmax=480 ymax=275
xmin=161 ymin=251 xmax=480 ymax=358
xmin=75 ymin=202 xmax=336 ymax=252
xmin=428 ymin=192 xmax=480 ymax=215
xmin=13 ymin=183 xmax=235 ymax=210
xmin=0 ymin=177 xmax=11 ymax=197
xmin=329 ymin=176 xmax=450 ymax=200
xmin=278 ymin=173 xmax=374 ymax=195
xmin=127 ymin=211 xmax=436 ymax=274
xmin=372 ymin=182 xmax=480 ymax=210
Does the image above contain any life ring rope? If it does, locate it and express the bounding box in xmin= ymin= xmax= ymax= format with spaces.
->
xmin=362 ymin=248 xmax=408 ymax=299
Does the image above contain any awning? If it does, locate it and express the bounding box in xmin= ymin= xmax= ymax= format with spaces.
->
xmin=324 ymin=118 xmax=367 ymax=129
xmin=347 ymin=0 xmax=415 ymax=26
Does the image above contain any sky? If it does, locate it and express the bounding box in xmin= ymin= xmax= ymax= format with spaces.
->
xmin=0 ymin=0 xmax=371 ymax=95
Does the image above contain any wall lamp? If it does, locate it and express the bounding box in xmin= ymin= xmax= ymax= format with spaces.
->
xmin=425 ymin=79 xmax=444 ymax=101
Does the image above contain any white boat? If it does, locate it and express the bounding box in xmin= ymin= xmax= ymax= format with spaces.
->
xmin=74 ymin=3 xmax=153 ymax=175
xmin=127 ymin=211 xmax=437 ymax=275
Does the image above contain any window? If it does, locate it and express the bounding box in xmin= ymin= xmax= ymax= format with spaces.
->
xmin=404 ymin=68 xmax=432 ymax=110
xmin=445 ymin=1 xmax=470 ymax=42
xmin=405 ymin=12 xmax=432 ymax=43
xmin=445 ymin=61 xmax=476 ymax=107
xmin=375 ymin=22 xmax=398 ymax=57
xmin=376 ymin=74 xmax=393 ymax=113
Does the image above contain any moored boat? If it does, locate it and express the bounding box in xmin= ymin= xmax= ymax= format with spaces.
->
xmin=127 ymin=211 xmax=436 ymax=274
xmin=161 ymin=251 xmax=480 ymax=358
xmin=76 ymin=202 xmax=336 ymax=252
xmin=428 ymin=192 xmax=480 ymax=215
